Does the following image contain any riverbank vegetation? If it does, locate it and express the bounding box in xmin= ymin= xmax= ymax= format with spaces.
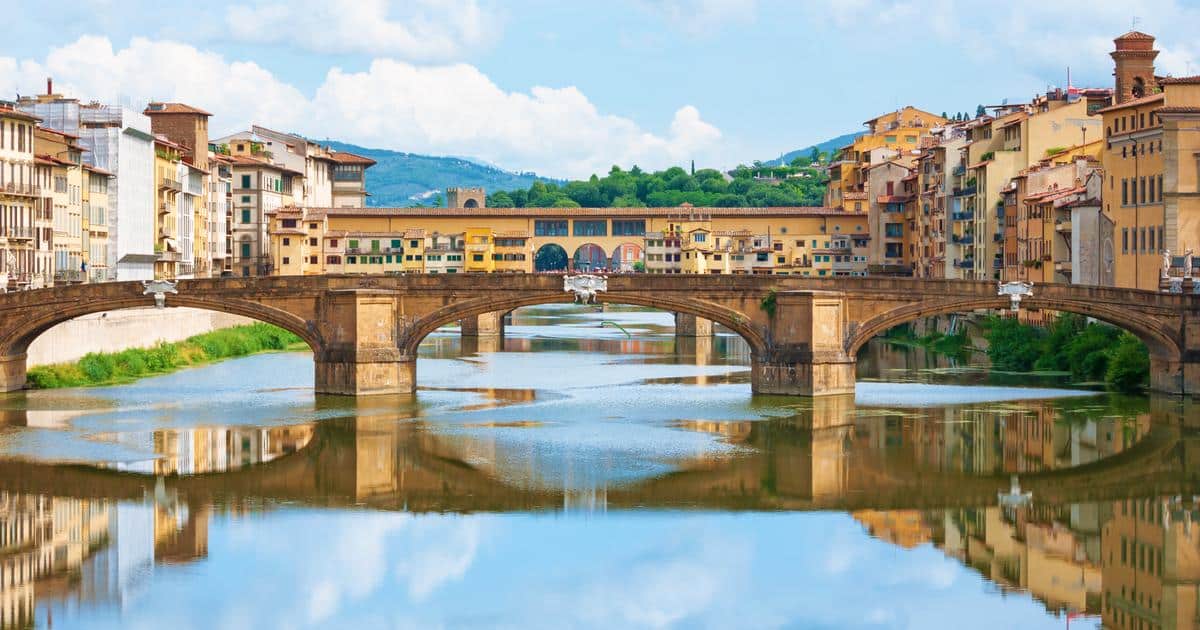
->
xmin=983 ymin=314 xmax=1149 ymax=392
xmin=26 ymin=324 xmax=306 ymax=389
xmin=881 ymin=324 xmax=976 ymax=358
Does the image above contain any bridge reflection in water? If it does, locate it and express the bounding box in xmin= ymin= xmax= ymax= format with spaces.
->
xmin=1 ymin=394 xmax=1199 ymax=627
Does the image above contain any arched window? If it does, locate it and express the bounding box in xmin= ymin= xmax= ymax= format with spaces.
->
xmin=1132 ymin=77 xmax=1146 ymax=99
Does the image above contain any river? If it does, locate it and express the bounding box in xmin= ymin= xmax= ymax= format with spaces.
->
xmin=0 ymin=304 xmax=1197 ymax=629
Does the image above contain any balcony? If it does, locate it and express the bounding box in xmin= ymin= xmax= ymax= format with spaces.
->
xmin=160 ymin=177 xmax=182 ymax=192
xmin=952 ymin=165 xmax=966 ymax=177
xmin=54 ymin=269 xmax=85 ymax=283
xmin=2 ymin=183 xmax=41 ymax=197
xmin=156 ymin=250 xmax=182 ymax=262
xmin=1055 ymin=219 xmax=1072 ymax=233
xmin=952 ymin=234 xmax=974 ymax=245
xmin=1 ymin=226 xmax=34 ymax=240
xmin=952 ymin=185 xmax=977 ymax=197
xmin=345 ymin=247 xmax=365 ymax=255
xmin=951 ymin=211 xmax=974 ymax=222
xmin=954 ymin=259 xmax=975 ymax=269
xmin=1054 ymin=261 xmax=1072 ymax=274
xmin=158 ymin=202 xmax=171 ymax=215
xmin=993 ymin=232 xmax=1005 ymax=242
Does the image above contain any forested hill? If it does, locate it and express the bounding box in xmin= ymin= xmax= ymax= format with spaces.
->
xmin=486 ymin=163 xmax=828 ymax=209
xmin=762 ymin=132 xmax=859 ymax=167
xmin=321 ymin=140 xmax=558 ymax=207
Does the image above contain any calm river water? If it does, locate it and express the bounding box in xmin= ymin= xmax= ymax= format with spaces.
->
xmin=1 ymin=305 xmax=1198 ymax=629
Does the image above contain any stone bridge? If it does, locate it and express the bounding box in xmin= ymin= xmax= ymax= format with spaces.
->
xmin=1 ymin=275 xmax=1198 ymax=396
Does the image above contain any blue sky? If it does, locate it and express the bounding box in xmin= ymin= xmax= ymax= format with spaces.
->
xmin=5 ymin=0 xmax=1199 ymax=178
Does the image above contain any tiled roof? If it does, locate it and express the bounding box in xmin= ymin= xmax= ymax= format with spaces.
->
xmin=1115 ymin=30 xmax=1155 ymax=41
xmin=1158 ymin=75 xmax=1200 ymax=85
xmin=0 ymin=106 xmax=41 ymax=123
xmin=83 ymin=164 xmax=114 ymax=176
xmin=327 ymin=151 xmax=377 ymax=166
xmin=1095 ymin=93 xmax=1164 ymax=114
xmin=1156 ymin=106 xmax=1200 ymax=114
xmin=144 ymin=102 xmax=212 ymax=116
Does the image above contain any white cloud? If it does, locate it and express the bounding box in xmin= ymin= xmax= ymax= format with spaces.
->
xmin=1 ymin=36 xmax=722 ymax=179
xmin=809 ymin=0 xmax=1200 ymax=85
xmin=641 ymin=0 xmax=758 ymax=34
xmin=225 ymin=0 xmax=497 ymax=62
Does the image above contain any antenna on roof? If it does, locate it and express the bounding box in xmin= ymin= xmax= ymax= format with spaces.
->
xmin=1131 ymin=16 xmax=1141 ymax=29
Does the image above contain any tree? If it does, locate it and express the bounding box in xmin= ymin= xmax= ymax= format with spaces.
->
xmin=808 ymin=147 xmax=821 ymax=163
xmin=976 ymin=104 xmax=986 ymax=118
xmin=487 ymin=191 xmax=515 ymax=208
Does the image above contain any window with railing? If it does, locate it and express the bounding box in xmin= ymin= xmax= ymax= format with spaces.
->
xmin=534 ymin=220 xmax=568 ymax=236
xmin=573 ymin=220 xmax=607 ymax=237
xmin=612 ymin=219 xmax=645 ymax=236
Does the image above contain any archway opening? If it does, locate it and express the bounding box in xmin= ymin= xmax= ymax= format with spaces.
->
xmin=573 ymin=243 xmax=607 ymax=273
xmin=610 ymin=243 xmax=644 ymax=272
xmin=534 ymin=243 xmax=569 ymax=272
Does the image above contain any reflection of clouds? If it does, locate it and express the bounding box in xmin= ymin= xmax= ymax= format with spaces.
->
xmin=394 ymin=516 xmax=482 ymax=600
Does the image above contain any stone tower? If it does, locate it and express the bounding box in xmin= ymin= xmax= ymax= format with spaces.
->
xmin=144 ymin=102 xmax=212 ymax=170
xmin=446 ymin=187 xmax=486 ymax=208
xmin=1111 ymin=31 xmax=1159 ymax=105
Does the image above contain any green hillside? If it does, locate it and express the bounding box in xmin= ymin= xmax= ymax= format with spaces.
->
xmin=763 ymin=132 xmax=859 ymax=167
xmin=321 ymin=141 xmax=559 ymax=207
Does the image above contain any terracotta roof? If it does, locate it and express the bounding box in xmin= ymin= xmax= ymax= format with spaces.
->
xmin=1095 ymin=93 xmax=1164 ymax=114
xmin=327 ymin=151 xmax=377 ymax=166
xmin=1158 ymin=75 xmax=1200 ymax=85
xmin=1115 ymin=30 xmax=1155 ymax=41
xmin=144 ymin=102 xmax=212 ymax=116
xmin=228 ymin=154 xmax=304 ymax=176
xmin=876 ymin=195 xmax=911 ymax=204
xmin=35 ymin=127 xmax=80 ymax=139
xmin=0 ymin=106 xmax=41 ymax=123
xmin=297 ymin=206 xmax=861 ymax=219
xmin=83 ymin=164 xmax=114 ymax=176
xmin=1156 ymin=106 xmax=1200 ymax=114
xmin=34 ymin=153 xmax=74 ymax=167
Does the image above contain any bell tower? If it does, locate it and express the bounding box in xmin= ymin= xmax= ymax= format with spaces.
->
xmin=1111 ymin=31 xmax=1159 ymax=105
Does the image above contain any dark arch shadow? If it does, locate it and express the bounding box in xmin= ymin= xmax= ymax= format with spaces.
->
xmin=845 ymin=295 xmax=1182 ymax=362
xmin=533 ymin=243 xmax=568 ymax=272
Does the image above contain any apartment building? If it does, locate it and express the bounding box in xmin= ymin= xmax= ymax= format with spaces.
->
xmin=33 ymin=127 xmax=85 ymax=284
xmin=825 ymin=106 xmax=949 ymax=212
xmin=0 ymin=103 xmax=43 ymax=290
xmin=81 ymin=163 xmax=113 ymax=281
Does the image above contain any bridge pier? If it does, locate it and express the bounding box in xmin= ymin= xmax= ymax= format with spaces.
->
xmin=752 ymin=291 xmax=856 ymax=397
xmin=0 ymin=353 xmax=27 ymax=393
xmin=1149 ymin=356 xmax=1200 ymax=396
xmin=460 ymin=311 xmax=505 ymax=339
xmin=313 ymin=290 xmax=413 ymax=396
xmin=674 ymin=312 xmax=713 ymax=337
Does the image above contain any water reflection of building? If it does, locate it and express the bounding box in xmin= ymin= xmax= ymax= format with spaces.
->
xmin=1102 ymin=497 xmax=1200 ymax=629
xmin=110 ymin=425 xmax=315 ymax=475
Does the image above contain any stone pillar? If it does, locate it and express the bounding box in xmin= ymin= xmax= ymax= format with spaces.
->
xmin=314 ymin=290 xmax=413 ymax=396
xmin=674 ymin=312 xmax=713 ymax=337
xmin=1149 ymin=356 xmax=1200 ymax=396
xmin=0 ymin=353 xmax=27 ymax=393
xmin=752 ymin=291 xmax=855 ymax=397
xmin=461 ymin=311 xmax=504 ymax=338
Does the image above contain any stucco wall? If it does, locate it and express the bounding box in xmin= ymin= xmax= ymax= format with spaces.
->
xmin=27 ymin=307 xmax=252 ymax=367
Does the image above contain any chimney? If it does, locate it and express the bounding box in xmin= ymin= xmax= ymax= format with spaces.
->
xmin=46 ymin=77 xmax=52 ymax=95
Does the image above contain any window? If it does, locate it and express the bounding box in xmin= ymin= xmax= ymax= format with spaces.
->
xmin=1122 ymin=228 xmax=1128 ymax=253
xmin=347 ymin=256 xmax=356 ymax=264
xmin=282 ymin=218 xmax=297 ymax=228
xmin=534 ymin=220 xmax=568 ymax=236
xmin=693 ymin=232 xmax=707 ymax=242
xmin=472 ymin=254 xmax=484 ymax=262
xmin=282 ymin=238 xmax=290 ymax=246
xmin=1159 ymin=225 xmax=1165 ymax=251
xmin=282 ymin=257 xmax=290 ymax=265
xmin=1149 ymin=226 xmax=1156 ymax=252
xmin=310 ymin=223 xmax=318 ymax=229
xmin=309 ymin=256 xmax=318 ymax=264
xmin=240 ymin=242 xmax=251 ymax=258
xmin=241 ymin=209 xmax=251 ymax=223
xmin=241 ymin=195 xmax=250 ymax=203
xmin=371 ymin=240 xmax=380 ymax=252
xmin=309 ymin=238 xmax=317 ymax=246
xmin=612 ymin=219 xmax=645 ymax=236
xmin=885 ymin=135 xmax=897 ymax=143
xmin=240 ymin=175 xmax=251 ymax=188
xmin=1122 ymin=179 xmax=1128 ymax=205
xmin=573 ymin=220 xmax=607 ymax=237
xmin=329 ymin=239 xmax=338 ymax=248
xmin=348 ymin=239 xmax=359 ymax=249
xmin=885 ymin=223 xmax=903 ymax=238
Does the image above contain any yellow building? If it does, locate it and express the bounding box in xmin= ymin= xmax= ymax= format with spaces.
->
xmin=1099 ymin=31 xmax=1200 ymax=290
xmin=152 ymin=135 xmax=186 ymax=279
xmin=267 ymin=204 xmax=873 ymax=276
xmin=0 ymin=102 xmax=43 ymax=290
xmin=33 ymin=127 xmax=85 ymax=284
xmin=826 ymin=106 xmax=949 ymax=212
xmin=81 ymin=163 xmax=113 ymax=281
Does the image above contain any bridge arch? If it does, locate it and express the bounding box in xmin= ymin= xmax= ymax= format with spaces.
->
xmin=609 ymin=243 xmax=643 ymax=272
xmin=0 ymin=293 xmax=321 ymax=362
xmin=399 ymin=291 xmax=767 ymax=359
xmin=845 ymin=294 xmax=1183 ymax=362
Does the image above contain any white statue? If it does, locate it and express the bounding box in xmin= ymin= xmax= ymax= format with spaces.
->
xmin=142 ymin=279 xmax=179 ymax=309
xmin=997 ymin=281 xmax=1034 ymax=312
xmin=1163 ymin=249 xmax=1173 ymax=279
xmin=563 ymin=274 xmax=607 ymax=305
xmin=1185 ymin=249 xmax=1195 ymax=280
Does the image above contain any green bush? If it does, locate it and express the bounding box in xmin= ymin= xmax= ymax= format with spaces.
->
xmin=1106 ymin=333 xmax=1150 ymax=392
xmin=984 ymin=316 xmax=1045 ymax=371
xmin=27 ymin=323 xmax=306 ymax=389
